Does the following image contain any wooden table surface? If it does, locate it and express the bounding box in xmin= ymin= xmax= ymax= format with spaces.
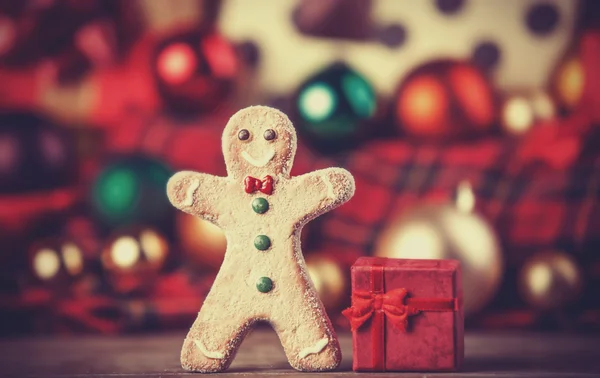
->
xmin=0 ymin=329 xmax=599 ymax=377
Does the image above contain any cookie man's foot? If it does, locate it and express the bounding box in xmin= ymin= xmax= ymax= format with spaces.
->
xmin=180 ymin=337 xmax=229 ymax=373
xmin=179 ymin=287 xmax=255 ymax=373
xmin=289 ymin=337 xmax=341 ymax=372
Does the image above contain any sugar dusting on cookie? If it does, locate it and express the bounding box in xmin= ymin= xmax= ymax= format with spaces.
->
xmin=167 ymin=106 xmax=354 ymax=373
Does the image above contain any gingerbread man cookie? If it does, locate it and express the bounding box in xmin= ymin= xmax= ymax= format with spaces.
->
xmin=167 ymin=106 xmax=355 ymax=372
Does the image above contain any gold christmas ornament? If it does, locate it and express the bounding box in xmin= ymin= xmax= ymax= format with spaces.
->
xmin=176 ymin=212 xmax=227 ymax=271
xmin=375 ymin=181 xmax=503 ymax=316
xmin=518 ymin=251 xmax=583 ymax=310
xmin=305 ymin=255 xmax=347 ymax=311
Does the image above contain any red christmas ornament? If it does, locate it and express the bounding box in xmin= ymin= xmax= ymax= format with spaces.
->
xmin=201 ymin=34 xmax=238 ymax=78
xmin=394 ymin=60 xmax=496 ymax=140
xmin=0 ymin=28 xmax=239 ymax=127
xmin=152 ymin=31 xmax=239 ymax=115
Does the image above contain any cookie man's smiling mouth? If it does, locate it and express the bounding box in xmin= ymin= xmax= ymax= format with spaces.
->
xmin=241 ymin=149 xmax=275 ymax=167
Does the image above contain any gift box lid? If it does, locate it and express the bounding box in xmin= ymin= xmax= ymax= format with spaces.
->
xmin=350 ymin=257 xmax=462 ymax=304
xmin=352 ymin=256 xmax=460 ymax=271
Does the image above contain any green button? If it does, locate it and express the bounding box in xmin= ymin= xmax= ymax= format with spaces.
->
xmin=252 ymin=198 xmax=269 ymax=214
xmin=256 ymin=277 xmax=273 ymax=293
xmin=254 ymin=235 xmax=271 ymax=251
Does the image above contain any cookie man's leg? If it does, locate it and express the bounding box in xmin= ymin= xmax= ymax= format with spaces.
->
xmin=271 ymin=285 xmax=341 ymax=371
xmin=181 ymin=289 xmax=254 ymax=373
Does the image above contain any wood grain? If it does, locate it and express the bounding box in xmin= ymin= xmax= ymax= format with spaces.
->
xmin=0 ymin=328 xmax=599 ymax=377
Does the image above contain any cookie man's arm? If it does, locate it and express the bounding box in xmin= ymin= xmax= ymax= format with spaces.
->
xmin=166 ymin=171 xmax=227 ymax=223
xmin=290 ymin=168 xmax=355 ymax=225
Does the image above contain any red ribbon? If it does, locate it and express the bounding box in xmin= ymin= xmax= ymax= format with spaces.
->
xmin=342 ymin=265 xmax=457 ymax=371
xmin=244 ymin=175 xmax=273 ymax=195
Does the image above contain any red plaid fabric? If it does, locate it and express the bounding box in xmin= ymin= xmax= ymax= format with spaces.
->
xmin=105 ymin=107 xmax=231 ymax=176
xmin=298 ymin=129 xmax=600 ymax=316
xmin=100 ymin=106 xmax=600 ymax=324
xmin=293 ymin=135 xmax=600 ymax=267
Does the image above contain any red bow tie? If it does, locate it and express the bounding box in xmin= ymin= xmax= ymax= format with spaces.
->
xmin=342 ymin=288 xmax=420 ymax=333
xmin=244 ymin=175 xmax=273 ymax=195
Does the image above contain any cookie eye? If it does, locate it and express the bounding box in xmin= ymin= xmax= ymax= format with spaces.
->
xmin=263 ymin=129 xmax=276 ymax=141
xmin=238 ymin=129 xmax=250 ymax=140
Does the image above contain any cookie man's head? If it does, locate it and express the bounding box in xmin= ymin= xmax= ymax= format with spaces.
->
xmin=222 ymin=106 xmax=297 ymax=179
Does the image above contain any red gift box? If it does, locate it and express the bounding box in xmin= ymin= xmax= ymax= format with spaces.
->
xmin=343 ymin=257 xmax=464 ymax=371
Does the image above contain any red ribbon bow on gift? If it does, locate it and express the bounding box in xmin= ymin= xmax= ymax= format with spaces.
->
xmin=244 ymin=175 xmax=273 ymax=195
xmin=342 ymin=288 xmax=420 ymax=333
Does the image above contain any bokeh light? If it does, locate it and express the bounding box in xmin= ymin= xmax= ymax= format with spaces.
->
xmin=110 ymin=236 xmax=141 ymax=269
xmin=33 ymin=248 xmax=60 ymax=281
xmin=156 ymin=43 xmax=198 ymax=85
xmin=62 ymin=242 xmax=83 ymax=276
xmin=298 ymin=83 xmax=337 ymax=123
xmin=503 ymin=96 xmax=534 ymax=134
xmin=554 ymin=56 xmax=584 ymax=109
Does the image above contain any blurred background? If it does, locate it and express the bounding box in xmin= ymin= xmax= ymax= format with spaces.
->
xmin=0 ymin=0 xmax=599 ymax=336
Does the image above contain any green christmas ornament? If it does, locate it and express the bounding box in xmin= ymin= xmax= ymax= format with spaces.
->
xmin=91 ymin=155 xmax=173 ymax=227
xmin=294 ymin=62 xmax=377 ymax=152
